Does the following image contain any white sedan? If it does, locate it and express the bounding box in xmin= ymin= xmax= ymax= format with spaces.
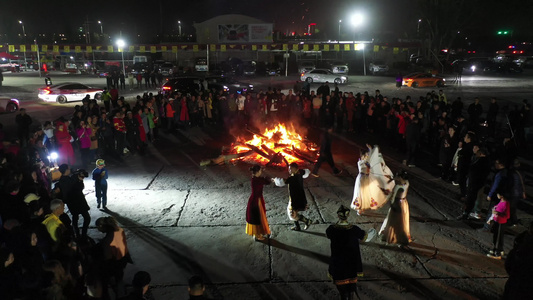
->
xmin=0 ymin=97 xmax=19 ymax=113
xmin=38 ymin=82 xmax=103 ymax=104
xmin=300 ymin=69 xmax=348 ymax=84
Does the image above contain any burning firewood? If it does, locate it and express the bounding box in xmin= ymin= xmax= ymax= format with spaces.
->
xmin=227 ymin=123 xmax=319 ymax=166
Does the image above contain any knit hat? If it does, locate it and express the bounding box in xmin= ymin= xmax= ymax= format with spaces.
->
xmin=337 ymin=205 xmax=350 ymax=220
xmin=96 ymin=159 xmax=105 ymax=166
xmin=24 ymin=193 xmax=41 ymax=204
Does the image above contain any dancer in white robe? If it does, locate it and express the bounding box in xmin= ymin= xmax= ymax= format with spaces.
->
xmin=379 ymin=171 xmax=412 ymax=245
xmin=350 ymin=144 xmax=395 ymax=214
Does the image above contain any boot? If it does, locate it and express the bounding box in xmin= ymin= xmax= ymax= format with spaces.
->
xmin=290 ymin=221 xmax=301 ymax=231
xmin=299 ymin=215 xmax=313 ymax=230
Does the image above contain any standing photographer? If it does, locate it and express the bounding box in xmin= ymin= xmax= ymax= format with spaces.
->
xmin=63 ymin=168 xmax=91 ymax=239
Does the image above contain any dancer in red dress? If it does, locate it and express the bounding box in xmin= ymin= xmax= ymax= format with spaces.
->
xmin=245 ymin=165 xmax=271 ymax=241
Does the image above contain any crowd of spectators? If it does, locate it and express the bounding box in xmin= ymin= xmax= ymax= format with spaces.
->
xmin=0 ymin=77 xmax=532 ymax=298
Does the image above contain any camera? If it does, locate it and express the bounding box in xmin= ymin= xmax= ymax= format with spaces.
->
xmin=73 ymin=169 xmax=89 ymax=178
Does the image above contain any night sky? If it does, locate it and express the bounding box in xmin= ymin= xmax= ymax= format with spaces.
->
xmin=1 ymin=0 xmax=410 ymax=38
xmin=0 ymin=0 xmax=531 ymax=43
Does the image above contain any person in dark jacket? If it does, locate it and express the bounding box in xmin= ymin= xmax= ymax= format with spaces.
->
xmin=454 ymin=132 xmax=475 ymax=198
xmin=124 ymin=111 xmax=140 ymax=154
xmin=311 ymin=126 xmax=342 ymax=177
xmin=327 ymin=205 xmax=368 ymax=300
xmin=405 ymin=115 xmax=421 ymax=167
xmin=458 ymin=147 xmax=491 ymax=220
xmin=63 ymin=169 xmax=90 ymax=238
xmin=467 ymin=97 xmax=483 ymax=127
xmin=15 ymin=108 xmax=32 ymax=147
xmin=274 ymin=163 xmax=314 ymax=231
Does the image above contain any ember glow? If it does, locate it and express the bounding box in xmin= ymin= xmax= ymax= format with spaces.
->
xmin=232 ymin=123 xmax=318 ymax=166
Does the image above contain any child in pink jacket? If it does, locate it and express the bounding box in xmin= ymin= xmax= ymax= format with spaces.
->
xmin=487 ymin=193 xmax=510 ymax=259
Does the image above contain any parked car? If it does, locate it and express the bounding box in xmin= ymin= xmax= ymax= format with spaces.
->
xmin=209 ymin=62 xmax=234 ymax=76
xmin=96 ymin=70 xmax=109 ymax=78
xmin=402 ymin=72 xmax=445 ymax=88
xmin=329 ymin=61 xmax=349 ymax=74
xmin=159 ymin=62 xmax=174 ymax=76
xmin=368 ymin=60 xmax=389 ymax=74
xmin=195 ymin=58 xmax=209 ymax=72
xmin=265 ymin=62 xmax=281 ymax=76
xmin=0 ymin=97 xmax=19 ymax=113
xmin=485 ymin=62 xmax=523 ymax=74
xmin=300 ymin=69 xmax=348 ymax=84
xmin=160 ymin=77 xmax=201 ymax=96
xmin=242 ymin=62 xmax=256 ymax=76
xmin=38 ymin=83 xmax=103 ymax=104
xmin=464 ymin=57 xmax=494 ymax=73
xmin=205 ymin=76 xmax=254 ymax=94
xmin=298 ymin=61 xmax=316 ymax=74
xmin=131 ymin=62 xmax=151 ymax=75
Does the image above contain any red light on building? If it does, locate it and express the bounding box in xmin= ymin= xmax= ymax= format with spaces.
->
xmin=308 ymin=23 xmax=316 ymax=35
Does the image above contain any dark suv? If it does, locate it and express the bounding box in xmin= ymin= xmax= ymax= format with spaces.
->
xmin=205 ymin=76 xmax=254 ymax=94
xmin=160 ymin=77 xmax=201 ymax=95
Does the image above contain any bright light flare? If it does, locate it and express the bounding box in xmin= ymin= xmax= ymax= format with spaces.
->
xmin=351 ymin=13 xmax=364 ymax=27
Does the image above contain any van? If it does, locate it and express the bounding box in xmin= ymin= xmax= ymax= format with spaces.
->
xmin=195 ymin=58 xmax=208 ymax=72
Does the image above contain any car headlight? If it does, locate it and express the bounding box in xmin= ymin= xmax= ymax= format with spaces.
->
xmin=442 ymin=78 xmax=446 ymax=81
xmin=471 ymin=66 xmax=476 ymax=72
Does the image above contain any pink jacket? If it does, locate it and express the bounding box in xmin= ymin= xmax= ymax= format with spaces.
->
xmin=493 ymin=200 xmax=510 ymax=224
xmin=76 ymin=127 xmax=92 ymax=149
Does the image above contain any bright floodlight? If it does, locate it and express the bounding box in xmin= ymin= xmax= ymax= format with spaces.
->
xmin=116 ymin=39 xmax=125 ymax=48
xmin=50 ymin=152 xmax=59 ymax=160
xmin=351 ymin=13 xmax=364 ymax=27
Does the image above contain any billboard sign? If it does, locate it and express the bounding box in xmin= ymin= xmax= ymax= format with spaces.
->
xmin=218 ymin=24 xmax=273 ymax=43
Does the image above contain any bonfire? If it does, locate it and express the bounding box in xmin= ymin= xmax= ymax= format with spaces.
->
xmin=229 ymin=123 xmax=319 ymax=166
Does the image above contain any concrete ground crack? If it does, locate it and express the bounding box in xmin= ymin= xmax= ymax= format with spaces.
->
xmin=145 ymin=165 xmax=165 ymax=190
xmin=172 ymin=190 xmax=190 ymax=227
xmin=424 ymin=225 xmax=441 ymax=263
xmin=307 ymin=187 xmax=326 ymax=223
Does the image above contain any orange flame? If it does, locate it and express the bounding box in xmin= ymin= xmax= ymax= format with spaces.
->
xmin=232 ymin=123 xmax=317 ymax=165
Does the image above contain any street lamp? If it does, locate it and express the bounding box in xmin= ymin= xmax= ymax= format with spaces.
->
xmin=338 ymin=20 xmax=342 ymax=40
xmin=116 ymin=39 xmax=126 ymax=75
xmin=351 ymin=13 xmax=365 ymax=75
xmin=98 ymin=20 xmax=103 ymax=34
xmin=177 ymin=20 xmax=182 ymax=37
xmin=18 ymin=20 xmax=27 ymax=71
xmin=350 ymin=13 xmax=364 ymax=40
xmin=417 ymin=19 xmax=422 ymax=56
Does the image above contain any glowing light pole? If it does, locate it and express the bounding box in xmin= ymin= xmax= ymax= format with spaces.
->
xmin=116 ymin=39 xmax=126 ymax=75
xmin=338 ymin=20 xmax=342 ymax=40
xmin=19 ymin=20 xmax=28 ymax=71
xmin=177 ymin=20 xmax=182 ymax=37
xmin=98 ymin=20 xmax=103 ymax=34
xmin=351 ymin=13 xmax=365 ymax=75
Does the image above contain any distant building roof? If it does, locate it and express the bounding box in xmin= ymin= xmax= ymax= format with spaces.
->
xmin=194 ymin=14 xmax=272 ymax=44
